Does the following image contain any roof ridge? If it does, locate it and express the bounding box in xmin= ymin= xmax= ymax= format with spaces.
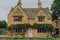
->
xmin=23 ymin=8 xmax=38 ymax=9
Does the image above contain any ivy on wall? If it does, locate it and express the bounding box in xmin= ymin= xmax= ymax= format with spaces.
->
xmin=8 ymin=23 xmax=54 ymax=32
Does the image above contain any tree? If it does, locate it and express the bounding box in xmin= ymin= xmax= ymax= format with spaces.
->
xmin=0 ymin=20 xmax=7 ymax=35
xmin=0 ymin=20 xmax=7 ymax=28
xmin=51 ymin=0 xmax=60 ymax=20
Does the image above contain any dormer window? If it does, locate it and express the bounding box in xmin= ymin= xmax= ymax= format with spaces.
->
xmin=13 ymin=16 xmax=22 ymax=22
xmin=38 ymin=16 xmax=44 ymax=22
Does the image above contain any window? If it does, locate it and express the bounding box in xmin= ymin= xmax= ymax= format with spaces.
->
xmin=37 ymin=28 xmax=41 ymax=33
xmin=16 ymin=27 xmax=23 ymax=33
xmin=37 ymin=28 xmax=46 ymax=33
xmin=13 ymin=16 xmax=22 ymax=22
xmin=38 ymin=16 xmax=44 ymax=22
xmin=18 ymin=27 xmax=23 ymax=33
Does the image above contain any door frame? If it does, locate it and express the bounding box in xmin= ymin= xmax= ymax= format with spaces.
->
xmin=28 ymin=28 xmax=33 ymax=37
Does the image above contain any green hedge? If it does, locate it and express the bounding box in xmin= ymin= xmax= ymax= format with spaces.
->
xmin=0 ymin=28 xmax=6 ymax=35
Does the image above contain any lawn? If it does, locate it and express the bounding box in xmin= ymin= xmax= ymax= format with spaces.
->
xmin=2 ymin=37 xmax=57 ymax=40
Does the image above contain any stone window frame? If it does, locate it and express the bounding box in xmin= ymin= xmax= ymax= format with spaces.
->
xmin=38 ymin=16 xmax=45 ymax=22
xmin=13 ymin=16 xmax=23 ymax=22
xmin=37 ymin=28 xmax=46 ymax=33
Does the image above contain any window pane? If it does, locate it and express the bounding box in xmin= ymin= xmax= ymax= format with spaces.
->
xmin=41 ymin=27 xmax=46 ymax=32
xmin=37 ymin=28 xmax=41 ymax=33
xmin=15 ymin=27 xmax=23 ymax=33
xmin=38 ymin=16 xmax=44 ymax=22
xmin=18 ymin=27 xmax=22 ymax=33
xmin=13 ymin=16 xmax=22 ymax=22
xmin=37 ymin=27 xmax=46 ymax=33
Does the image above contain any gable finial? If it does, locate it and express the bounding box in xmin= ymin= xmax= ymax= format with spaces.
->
xmin=38 ymin=0 xmax=42 ymax=8
xmin=38 ymin=0 xmax=41 ymax=4
xmin=18 ymin=0 xmax=22 ymax=5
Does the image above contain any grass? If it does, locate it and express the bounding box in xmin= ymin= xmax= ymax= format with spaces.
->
xmin=2 ymin=37 xmax=56 ymax=40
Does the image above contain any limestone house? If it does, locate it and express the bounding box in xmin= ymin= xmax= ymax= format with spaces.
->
xmin=8 ymin=0 xmax=53 ymax=37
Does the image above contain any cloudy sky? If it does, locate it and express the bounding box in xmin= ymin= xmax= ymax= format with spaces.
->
xmin=0 ymin=0 xmax=54 ymax=21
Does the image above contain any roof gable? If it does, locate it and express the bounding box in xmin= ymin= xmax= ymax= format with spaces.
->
xmin=36 ymin=10 xmax=47 ymax=17
xmin=42 ymin=8 xmax=51 ymax=19
xmin=23 ymin=8 xmax=40 ymax=19
xmin=8 ymin=5 xmax=51 ymax=19
xmin=8 ymin=5 xmax=27 ymax=16
xmin=22 ymin=8 xmax=51 ymax=19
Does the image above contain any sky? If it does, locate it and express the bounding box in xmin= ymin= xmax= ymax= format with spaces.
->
xmin=0 ymin=0 xmax=54 ymax=21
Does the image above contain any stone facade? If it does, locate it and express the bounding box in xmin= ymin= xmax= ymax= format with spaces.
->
xmin=7 ymin=0 xmax=53 ymax=37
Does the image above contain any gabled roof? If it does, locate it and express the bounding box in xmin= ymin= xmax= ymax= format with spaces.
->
xmin=42 ymin=8 xmax=51 ymax=19
xmin=23 ymin=8 xmax=40 ymax=19
xmin=23 ymin=8 xmax=51 ymax=19
xmin=8 ymin=0 xmax=52 ymax=19
xmin=8 ymin=5 xmax=51 ymax=19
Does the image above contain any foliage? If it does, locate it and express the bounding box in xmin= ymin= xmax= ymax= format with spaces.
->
xmin=8 ymin=24 xmax=53 ymax=32
xmin=0 ymin=20 xmax=7 ymax=35
xmin=33 ymin=23 xmax=53 ymax=32
xmin=3 ymin=37 xmax=55 ymax=40
xmin=28 ymin=24 xmax=52 ymax=31
xmin=51 ymin=0 xmax=60 ymax=20
xmin=0 ymin=20 xmax=7 ymax=28
xmin=0 ymin=28 xmax=6 ymax=35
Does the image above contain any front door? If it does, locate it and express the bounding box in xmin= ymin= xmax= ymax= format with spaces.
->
xmin=28 ymin=28 xmax=33 ymax=37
